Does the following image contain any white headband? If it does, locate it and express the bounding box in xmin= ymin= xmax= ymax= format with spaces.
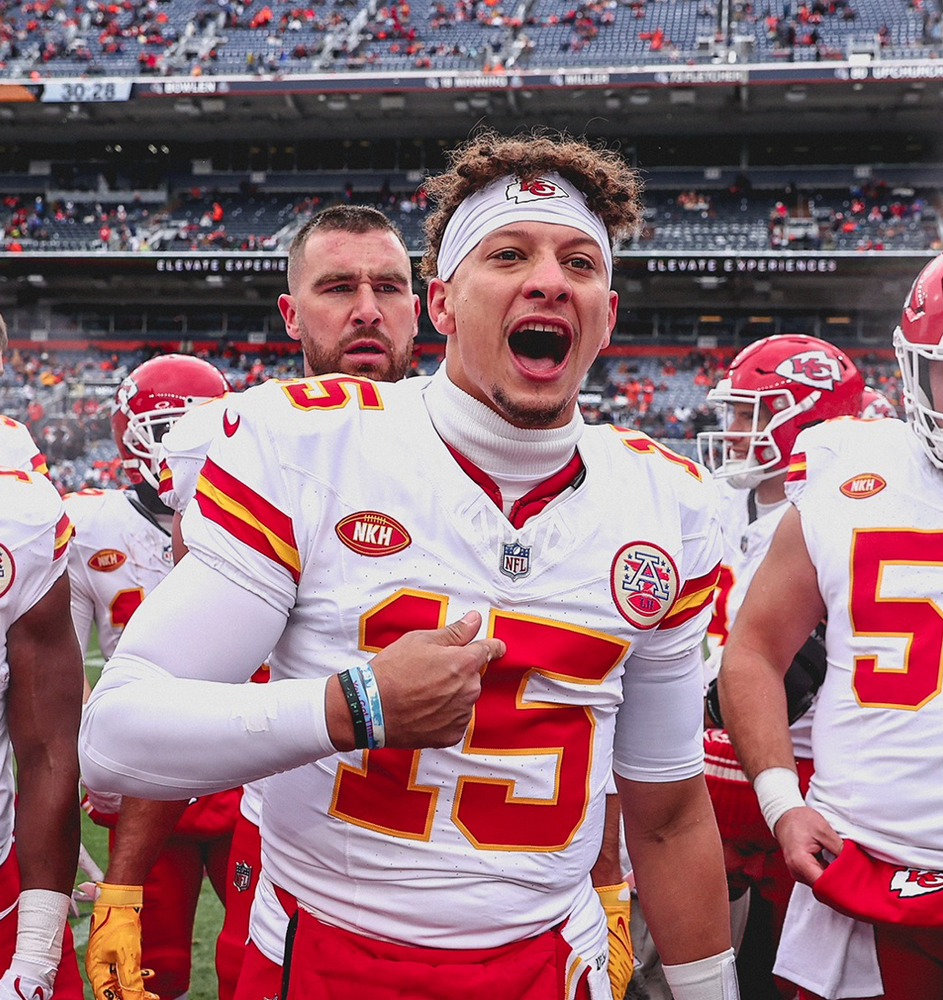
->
xmin=436 ymin=173 xmax=613 ymax=283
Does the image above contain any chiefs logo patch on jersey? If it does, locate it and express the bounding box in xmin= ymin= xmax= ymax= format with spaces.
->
xmin=610 ymin=541 xmax=679 ymax=629
xmin=890 ymin=867 xmax=943 ymax=899
xmin=775 ymin=350 xmax=842 ymax=392
xmin=335 ymin=512 xmax=411 ymax=557
xmin=506 ymin=178 xmax=570 ymax=204
xmin=839 ymin=473 xmax=887 ymax=499
xmin=0 ymin=543 xmax=15 ymax=599
xmin=88 ymin=548 xmax=128 ymax=572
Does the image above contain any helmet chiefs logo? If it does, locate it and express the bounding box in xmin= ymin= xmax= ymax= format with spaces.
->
xmin=775 ymin=350 xmax=842 ymax=391
xmin=88 ymin=548 xmax=128 ymax=572
xmin=506 ymin=178 xmax=570 ymax=204
xmin=610 ymin=541 xmax=678 ymax=629
xmin=840 ymin=474 xmax=887 ymax=499
xmin=335 ymin=511 xmax=411 ymax=557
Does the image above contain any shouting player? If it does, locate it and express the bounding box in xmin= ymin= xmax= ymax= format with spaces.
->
xmin=81 ymin=131 xmax=738 ymax=1000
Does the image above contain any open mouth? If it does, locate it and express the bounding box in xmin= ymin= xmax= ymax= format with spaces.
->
xmin=345 ymin=341 xmax=387 ymax=357
xmin=508 ymin=323 xmax=572 ymax=374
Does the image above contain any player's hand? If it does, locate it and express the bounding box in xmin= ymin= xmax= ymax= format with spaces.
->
xmin=0 ymin=958 xmax=55 ymax=1000
xmin=86 ymin=883 xmax=159 ymax=1000
xmin=371 ymin=611 xmax=506 ymax=749
xmin=595 ymin=882 xmax=633 ymax=1000
xmin=773 ymin=805 xmax=843 ymax=887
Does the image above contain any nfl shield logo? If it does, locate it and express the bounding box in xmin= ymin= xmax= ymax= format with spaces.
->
xmin=233 ymin=860 xmax=253 ymax=893
xmin=501 ymin=541 xmax=531 ymax=580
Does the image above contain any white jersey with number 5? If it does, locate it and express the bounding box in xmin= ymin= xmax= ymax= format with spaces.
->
xmin=181 ymin=370 xmax=722 ymax=950
xmin=786 ymin=417 xmax=943 ymax=869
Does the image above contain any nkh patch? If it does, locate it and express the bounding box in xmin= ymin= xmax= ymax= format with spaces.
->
xmin=233 ymin=860 xmax=253 ymax=892
xmin=774 ymin=349 xmax=841 ymax=391
xmin=500 ymin=541 xmax=531 ymax=580
xmin=610 ymin=541 xmax=678 ymax=629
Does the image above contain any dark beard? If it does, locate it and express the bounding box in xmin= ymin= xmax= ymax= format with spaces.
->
xmin=300 ymin=333 xmax=411 ymax=383
xmin=491 ymin=384 xmax=571 ymax=429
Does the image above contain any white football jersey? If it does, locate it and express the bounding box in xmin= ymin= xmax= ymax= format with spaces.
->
xmin=63 ymin=489 xmax=174 ymax=659
xmin=0 ymin=468 xmax=72 ymax=861
xmin=158 ymin=395 xmax=265 ymax=829
xmin=787 ymin=417 xmax=943 ymax=869
xmin=706 ymin=479 xmax=750 ymax=654
xmin=182 ymin=371 xmax=722 ymax=950
xmin=0 ymin=415 xmax=47 ymax=476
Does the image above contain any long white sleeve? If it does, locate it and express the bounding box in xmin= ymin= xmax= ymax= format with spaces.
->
xmin=79 ymin=557 xmax=336 ymax=799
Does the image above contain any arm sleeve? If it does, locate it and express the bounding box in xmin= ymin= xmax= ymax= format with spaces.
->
xmin=78 ymin=556 xmax=335 ymax=799
xmin=65 ymin=547 xmax=95 ymax=655
xmin=612 ymin=645 xmax=705 ymax=782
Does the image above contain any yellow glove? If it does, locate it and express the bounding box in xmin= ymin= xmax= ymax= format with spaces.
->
xmin=595 ymin=881 xmax=633 ymax=1000
xmin=86 ymin=883 xmax=159 ymax=1000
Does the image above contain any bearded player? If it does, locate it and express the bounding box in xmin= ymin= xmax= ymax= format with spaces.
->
xmin=721 ymin=255 xmax=943 ymax=998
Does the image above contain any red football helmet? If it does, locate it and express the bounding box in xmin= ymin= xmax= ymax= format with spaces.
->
xmin=894 ymin=254 xmax=943 ymax=468
xmin=697 ymin=334 xmax=864 ymax=488
xmin=859 ymin=385 xmax=898 ymax=420
xmin=111 ymin=354 xmax=230 ymax=488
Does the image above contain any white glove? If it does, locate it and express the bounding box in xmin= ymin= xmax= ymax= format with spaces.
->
xmin=0 ymin=957 xmax=55 ymax=1000
xmin=83 ymin=783 xmax=123 ymax=817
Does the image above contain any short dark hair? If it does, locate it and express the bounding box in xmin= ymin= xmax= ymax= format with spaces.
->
xmin=420 ymin=129 xmax=642 ymax=281
xmin=287 ymin=205 xmax=409 ymax=291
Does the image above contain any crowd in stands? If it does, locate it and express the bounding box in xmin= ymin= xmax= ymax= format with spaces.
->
xmin=2 ymin=174 xmax=939 ymax=254
xmin=0 ymin=0 xmax=940 ymax=77
xmin=0 ymin=344 xmax=904 ymax=491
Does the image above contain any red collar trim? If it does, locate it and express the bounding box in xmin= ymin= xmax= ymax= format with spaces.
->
xmin=444 ymin=443 xmax=585 ymax=529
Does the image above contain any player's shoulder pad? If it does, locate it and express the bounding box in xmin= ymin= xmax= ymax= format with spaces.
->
xmin=161 ymin=393 xmax=232 ymax=457
xmin=793 ymin=414 xmax=901 ymax=462
xmin=0 ymin=466 xmax=65 ymax=535
xmin=605 ymin=425 xmax=713 ymax=488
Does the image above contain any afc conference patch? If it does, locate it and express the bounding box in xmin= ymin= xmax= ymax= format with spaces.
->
xmin=501 ymin=541 xmax=531 ymax=580
xmin=610 ymin=541 xmax=678 ymax=629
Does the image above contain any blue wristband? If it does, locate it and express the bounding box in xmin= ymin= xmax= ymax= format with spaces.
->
xmin=358 ymin=661 xmax=386 ymax=749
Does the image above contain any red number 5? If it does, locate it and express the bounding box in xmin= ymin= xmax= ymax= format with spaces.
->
xmin=850 ymin=528 xmax=943 ymax=710
xmin=329 ymin=589 xmax=628 ymax=851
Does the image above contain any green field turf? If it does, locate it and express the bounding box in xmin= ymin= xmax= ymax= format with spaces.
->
xmin=76 ymin=632 xmax=225 ymax=1000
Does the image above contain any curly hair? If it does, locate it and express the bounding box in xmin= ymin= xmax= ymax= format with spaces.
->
xmin=420 ymin=129 xmax=642 ymax=281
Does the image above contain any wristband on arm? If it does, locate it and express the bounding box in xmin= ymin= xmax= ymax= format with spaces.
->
xmin=338 ymin=663 xmax=386 ymax=750
xmin=663 ymin=947 xmax=739 ymax=1000
xmin=753 ymin=766 xmax=805 ymax=835
xmin=13 ymin=889 xmax=71 ymax=983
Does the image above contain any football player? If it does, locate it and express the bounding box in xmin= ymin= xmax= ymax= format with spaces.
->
xmin=0 ymin=463 xmax=84 ymax=1000
xmin=69 ymin=354 xmax=231 ymax=1000
xmin=720 ymin=255 xmax=943 ymax=999
xmin=80 ymin=131 xmax=738 ymax=1000
xmin=0 ymin=314 xmax=48 ymax=476
xmin=697 ymin=335 xmax=864 ymax=998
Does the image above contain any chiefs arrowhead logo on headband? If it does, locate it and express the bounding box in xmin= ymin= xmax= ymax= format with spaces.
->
xmin=506 ymin=179 xmax=570 ymax=204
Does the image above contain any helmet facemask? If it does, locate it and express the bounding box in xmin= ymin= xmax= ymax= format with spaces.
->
xmin=698 ymin=379 xmax=820 ymax=489
xmin=894 ymin=324 xmax=943 ymax=470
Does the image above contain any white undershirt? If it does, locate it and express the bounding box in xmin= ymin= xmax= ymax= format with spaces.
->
xmin=424 ymin=365 xmax=583 ymax=513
